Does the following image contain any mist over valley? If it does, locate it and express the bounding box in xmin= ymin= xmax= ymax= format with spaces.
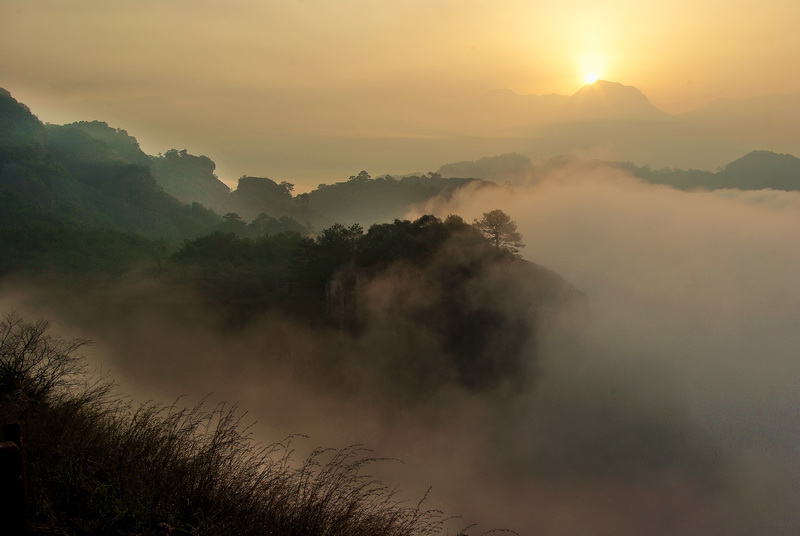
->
xmin=1 ymin=79 xmax=799 ymax=536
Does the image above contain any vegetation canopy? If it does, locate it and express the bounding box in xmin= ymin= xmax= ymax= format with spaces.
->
xmin=472 ymin=210 xmax=525 ymax=257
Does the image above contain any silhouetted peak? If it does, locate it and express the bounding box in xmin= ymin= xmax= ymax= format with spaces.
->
xmin=564 ymin=80 xmax=670 ymax=121
xmin=575 ymin=79 xmax=631 ymax=92
xmin=713 ymin=150 xmax=800 ymax=190
xmin=232 ymin=177 xmax=293 ymax=204
xmin=571 ymin=80 xmax=653 ymax=106
xmin=438 ymin=153 xmax=534 ymax=182
xmin=724 ymin=150 xmax=800 ymax=172
xmin=236 ymin=176 xmax=281 ymax=191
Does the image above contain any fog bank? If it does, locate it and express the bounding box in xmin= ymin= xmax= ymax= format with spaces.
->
xmin=2 ymin=165 xmax=799 ymax=534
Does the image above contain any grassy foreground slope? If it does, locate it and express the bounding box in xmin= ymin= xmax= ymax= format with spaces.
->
xmin=0 ymin=313 xmax=453 ymax=536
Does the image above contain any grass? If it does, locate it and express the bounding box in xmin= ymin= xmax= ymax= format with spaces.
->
xmin=0 ymin=313 xmax=461 ymax=535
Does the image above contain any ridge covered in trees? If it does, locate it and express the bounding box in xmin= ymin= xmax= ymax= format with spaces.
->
xmin=165 ymin=212 xmax=572 ymax=395
xmin=0 ymin=87 xmax=576 ymax=534
xmin=0 ymin=88 xmax=492 ymax=246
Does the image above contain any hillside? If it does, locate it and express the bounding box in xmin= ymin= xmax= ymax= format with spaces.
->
xmin=438 ymin=153 xmax=536 ymax=184
xmin=300 ymin=172 xmax=488 ymax=228
xmin=1 ymin=88 xmax=488 ymax=241
xmin=614 ymin=150 xmax=800 ymax=191
xmin=164 ymin=214 xmax=578 ymax=396
xmin=0 ymin=313 xmax=453 ymax=536
xmin=149 ymin=148 xmax=232 ymax=211
xmin=0 ymin=88 xmax=582 ymax=534
xmin=0 ymin=90 xmax=222 ymax=240
xmin=436 ymin=150 xmax=800 ymax=192
xmin=0 ymin=89 xmax=576 ymax=392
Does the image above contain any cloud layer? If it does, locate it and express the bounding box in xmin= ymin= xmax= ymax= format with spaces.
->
xmin=2 ymin=166 xmax=799 ymax=534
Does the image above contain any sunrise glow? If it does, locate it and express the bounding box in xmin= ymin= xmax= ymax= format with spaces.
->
xmin=576 ymin=49 xmax=607 ymax=88
xmin=3 ymin=1 xmax=800 ymax=534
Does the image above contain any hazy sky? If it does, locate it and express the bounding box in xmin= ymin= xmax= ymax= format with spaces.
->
xmin=3 ymin=0 xmax=800 ymax=186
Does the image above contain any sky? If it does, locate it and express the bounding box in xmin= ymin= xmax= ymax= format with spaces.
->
xmin=2 ymin=3 xmax=800 ymax=530
xmin=2 ymin=0 xmax=800 ymax=187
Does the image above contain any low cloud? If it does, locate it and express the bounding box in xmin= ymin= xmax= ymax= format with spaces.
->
xmin=2 ymin=163 xmax=799 ymax=534
xmin=415 ymin=164 xmax=800 ymax=532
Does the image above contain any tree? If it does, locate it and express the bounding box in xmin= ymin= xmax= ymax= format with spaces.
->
xmin=0 ymin=313 xmax=100 ymax=405
xmin=348 ymin=170 xmax=371 ymax=182
xmin=472 ymin=209 xmax=525 ymax=256
xmin=221 ymin=212 xmax=247 ymax=234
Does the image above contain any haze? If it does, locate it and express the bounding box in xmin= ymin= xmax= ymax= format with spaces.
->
xmin=2 ymin=2 xmax=800 ymax=533
xmin=3 ymin=0 xmax=800 ymax=188
xmin=5 ymin=167 xmax=799 ymax=533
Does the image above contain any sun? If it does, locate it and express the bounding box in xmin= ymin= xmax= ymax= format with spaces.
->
xmin=577 ymin=51 xmax=606 ymax=85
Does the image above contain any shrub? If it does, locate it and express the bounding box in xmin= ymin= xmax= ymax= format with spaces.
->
xmin=0 ymin=313 xmax=451 ymax=535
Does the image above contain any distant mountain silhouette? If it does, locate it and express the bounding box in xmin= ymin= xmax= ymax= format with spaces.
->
xmin=437 ymin=150 xmax=800 ymax=193
xmin=614 ymin=149 xmax=800 ymax=191
xmin=6 ymin=83 xmax=800 ymax=248
xmin=713 ymin=150 xmax=800 ymax=190
xmin=436 ymin=83 xmax=800 ymax=170
xmin=42 ymin=79 xmax=800 ymax=178
xmin=455 ymin=81 xmax=746 ymax=169
xmin=438 ymin=153 xmax=535 ymax=183
xmin=566 ymin=80 xmax=668 ymax=121
xmin=463 ymin=80 xmax=665 ymax=130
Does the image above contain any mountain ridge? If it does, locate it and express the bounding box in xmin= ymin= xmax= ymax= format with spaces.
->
xmin=566 ymin=80 xmax=668 ymax=120
xmin=4 ymin=85 xmax=800 ymax=244
xmin=437 ymin=149 xmax=800 ymax=192
xmin=11 ymin=79 xmax=800 ymax=182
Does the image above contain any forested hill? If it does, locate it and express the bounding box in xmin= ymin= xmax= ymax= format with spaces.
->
xmin=152 ymin=157 xmax=491 ymax=229
xmin=0 ymin=87 xmax=578 ymax=395
xmin=0 ymin=88 xmax=490 ymax=239
xmin=0 ymin=89 xmax=227 ymax=239
xmin=0 ymin=88 xmax=581 ymax=533
xmin=166 ymin=214 xmax=579 ymax=395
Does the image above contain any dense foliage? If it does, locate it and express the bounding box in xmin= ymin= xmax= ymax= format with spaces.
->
xmin=0 ymin=189 xmax=166 ymax=280
xmin=164 ymin=214 xmax=523 ymax=323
